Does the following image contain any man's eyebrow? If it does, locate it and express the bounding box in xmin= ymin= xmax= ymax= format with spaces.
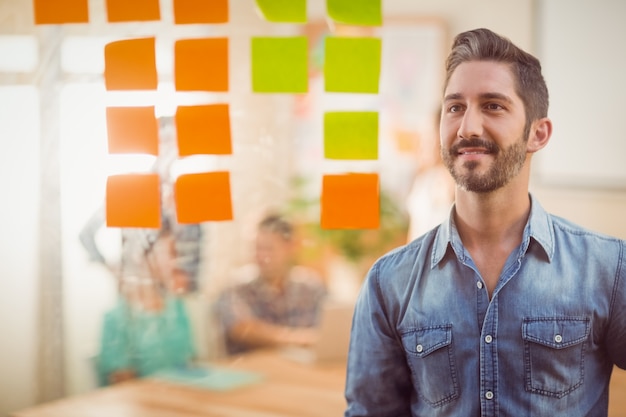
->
xmin=443 ymin=93 xmax=462 ymax=102
xmin=480 ymin=92 xmax=514 ymax=103
xmin=443 ymin=92 xmax=514 ymax=103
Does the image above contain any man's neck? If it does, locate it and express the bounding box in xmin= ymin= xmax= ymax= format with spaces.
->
xmin=454 ymin=186 xmax=531 ymax=249
xmin=453 ymin=185 xmax=531 ymax=298
xmin=261 ymin=267 xmax=291 ymax=291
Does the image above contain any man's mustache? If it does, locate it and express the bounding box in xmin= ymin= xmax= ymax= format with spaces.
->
xmin=449 ymin=138 xmax=499 ymax=155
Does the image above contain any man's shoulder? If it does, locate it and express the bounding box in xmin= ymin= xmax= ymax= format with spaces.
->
xmin=549 ymin=213 xmax=625 ymax=244
xmin=289 ymin=265 xmax=326 ymax=289
xmin=372 ymin=227 xmax=439 ymax=272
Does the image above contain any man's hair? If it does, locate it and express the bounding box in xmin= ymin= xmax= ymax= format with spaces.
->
xmin=258 ymin=214 xmax=293 ymax=242
xmin=444 ymin=28 xmax=549 ymax=124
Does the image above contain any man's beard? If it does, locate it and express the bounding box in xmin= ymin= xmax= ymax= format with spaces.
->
xmin=441 ymin=135 xmax=528 ymax=193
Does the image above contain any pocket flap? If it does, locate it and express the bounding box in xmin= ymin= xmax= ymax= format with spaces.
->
xmin=522 ymin=317 xmax=589 ymax=349
xmin=402 ymin=325 xmax=452 ymax=357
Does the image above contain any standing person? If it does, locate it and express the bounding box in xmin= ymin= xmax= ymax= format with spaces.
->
xmin=216 ymin=213 xmax=327 ymax=355
xmin=345 ymin=28 xmax=626 ymax=416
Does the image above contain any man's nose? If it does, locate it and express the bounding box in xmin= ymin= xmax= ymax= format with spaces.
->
xmin=457 ymin=107 xmax=483 ymax=139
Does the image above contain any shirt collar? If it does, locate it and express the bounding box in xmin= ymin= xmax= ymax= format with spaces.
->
xmin=431 ymin=193 xmax=554 ymax=268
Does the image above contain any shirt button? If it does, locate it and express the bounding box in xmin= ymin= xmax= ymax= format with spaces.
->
xmin=476 ymin=281 xmax=483 ymax=289
xmin=485 ymin=335 xmax=493 ymax=344
xmin=485 ymin=391 xmax=494 ymax=400
xmin=416 ymin=344 xmax=423 ymax=353
xmin=554 ymin=334 xmax=563 ymax=343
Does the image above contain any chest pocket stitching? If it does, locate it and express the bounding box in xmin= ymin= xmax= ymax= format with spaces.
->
xmin=522 ymin=317 xmax=590 ymax=348
xmin=522 ymin=317 xmax=590 ymax=398
xmin=402 ymin=325 xmax=452 ymax=356
xmin=400 ymin=324 xmax=458 ymax=407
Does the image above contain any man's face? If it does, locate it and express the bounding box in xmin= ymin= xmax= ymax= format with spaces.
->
xmin=255 ymin=229 xmax=292 ymax=278
xmin=440 ymin=61 xmax=529 ymax=193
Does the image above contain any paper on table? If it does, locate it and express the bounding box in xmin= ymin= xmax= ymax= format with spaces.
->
xmin=150 ymin=365 xmax=264 ymax=391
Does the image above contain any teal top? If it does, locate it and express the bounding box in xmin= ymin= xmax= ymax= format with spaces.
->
xmin=97 ymin=296 xmax=195 ymax=386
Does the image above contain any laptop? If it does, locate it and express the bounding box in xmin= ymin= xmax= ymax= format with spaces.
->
xmin=280 ymin=300 xmax=355 ymax=364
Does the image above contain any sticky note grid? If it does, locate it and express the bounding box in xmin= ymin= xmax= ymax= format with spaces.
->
xmin=33 ymin=0 xmax=383 ymax=230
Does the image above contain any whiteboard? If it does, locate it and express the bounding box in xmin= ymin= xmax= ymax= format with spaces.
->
xmin=535 ymin=0 xmax=626 ymax=188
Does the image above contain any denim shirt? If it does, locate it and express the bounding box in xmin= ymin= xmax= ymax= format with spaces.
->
xmin=345 ymin=195 xmax=626 ymax=417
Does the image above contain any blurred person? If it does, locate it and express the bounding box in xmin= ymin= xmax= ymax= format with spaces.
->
xmin=345 ymin=28 xmax=626 ymax=416
xmin=79 ymin=186 xmax=203 ymax=294
xmin=96 ymin=222 xmax=196 ymax=385
xmin=405 ymin=110 xmax=455 ymax=242
xmin=216 ymin=214 xmax=327 ymax=355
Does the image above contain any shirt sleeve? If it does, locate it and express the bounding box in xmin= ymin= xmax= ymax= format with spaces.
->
xmin=344 ymin=262 xmax=413 ymax=417
xmin=216 ymin=286 xmax=256 ymax=332
xmin=168 ymin=297 xmax=196 ymax=363
xmin=606 ymin=239 xmax=626 ymax=369
xmin=97 ymin=304 xmax=132 ymax=385
xmin=78 ymin=206 xmax=107 ymax=264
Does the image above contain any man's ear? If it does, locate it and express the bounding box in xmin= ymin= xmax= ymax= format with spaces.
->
xmin=527 ymin=117 xmax=552 ymax=153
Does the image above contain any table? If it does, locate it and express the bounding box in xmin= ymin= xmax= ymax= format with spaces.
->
xmin=11 ymin=354 xmax=626 ymax=417
xmin=11 ymin=351 xmax=348 ymax=417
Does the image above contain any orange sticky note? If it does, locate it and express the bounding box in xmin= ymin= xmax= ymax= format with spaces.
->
xmin=175 ymin=172 xmax=233 ymax=223
xmin=321 ymin=173 xmax=379 ymax=229
xmin=106 ymin=107 xmax=159 ymax=155
xmin=175 ymin=38 xmax=228 ymax=92
xmin=106 ymin=174 xmax=161 ymax=228
xmin=33 ymin=0 xmax=89 ymax=24
xmin=173 ymin=0 xmax=228 ymax=24
xmin=104 ymin=38 xmax=157 ymax=91
xmin=175 ymin=104 xmax=231 ymax=156
xmin=106 ymin=0 xmax=160 ymax=22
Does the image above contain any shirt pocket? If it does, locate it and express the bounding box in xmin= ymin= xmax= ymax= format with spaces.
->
xmin=400 ymin=324 xmax=458 ymax=407
xmin=522 ymin=317 xmax=590 ymax=398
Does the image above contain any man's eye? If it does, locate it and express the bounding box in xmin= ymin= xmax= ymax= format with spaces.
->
xmin=486 ymin=103 xmax=503 ymax=110
xmin=449 ymin=104 xmax=462 ymax=113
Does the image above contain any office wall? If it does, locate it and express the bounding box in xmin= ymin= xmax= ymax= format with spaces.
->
xmin=531 ymin=0 xmax=626 ymax=238
xmin=535 ymin=0 xmax=626 ymax=188
xmin=0 ymin=87 xmax=40 ymax=414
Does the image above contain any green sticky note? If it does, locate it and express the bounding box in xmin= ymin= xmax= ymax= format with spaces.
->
xmin=324 ymin=37 xmax=381 ymax=93
xmin=255 ymin=0 xmax=306 ymax=23
xmin=327 ymin=0 xmax=382 ymax=26
xmin=324 ymin=111 xmax=378 ymax=160
xmin=252 ymin=37 xmax=308 ymax=93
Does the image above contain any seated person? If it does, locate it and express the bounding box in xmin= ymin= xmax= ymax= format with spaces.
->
xmin=216 ymin=214 xmax=327 ymax=355
xmin=97 ymin=224 xmax=195 ymax=385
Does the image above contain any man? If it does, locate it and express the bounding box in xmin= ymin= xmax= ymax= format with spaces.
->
xmin=217 ymin=214 xmax=327 ymax=354
xmin=344 ymin=28 xmax=626 ymax=416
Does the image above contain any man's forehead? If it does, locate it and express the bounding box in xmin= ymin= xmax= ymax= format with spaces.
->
xmin=445 ymin=60 xmax=517 ymax=96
